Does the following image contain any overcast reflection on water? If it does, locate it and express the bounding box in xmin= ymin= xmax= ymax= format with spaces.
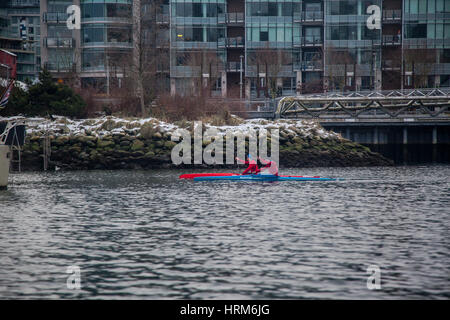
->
xmin=0 ymin=165 xmax=449 ymax=299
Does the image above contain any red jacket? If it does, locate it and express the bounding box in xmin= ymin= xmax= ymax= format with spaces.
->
xmin=236 ymin=157 xmax=260 ymax=175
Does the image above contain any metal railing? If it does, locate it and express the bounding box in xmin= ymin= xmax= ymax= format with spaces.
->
xmin=303 ymin=35 xmax=323 ymax=46
xmin=294 ymin=60 xmax=323 ymax=71
xmin=382 ymin=60 xmax=401 ymax=70
xmin=275 ymin=88 xmax=450 ymax=120
xmin=44 ymin=37 xmax=75 ymax=48
xmin=382 ymin=9 xmax=402 ymax=21
xmin=294 ymin=11 xmax=324 ymax=22
xmin=156 ymin=13 xmax=169 ymax=24
xmin=219 ymin=37 xmax=244 ymax=48
xmin=0 ymin=28 xmax=19 ymax=39
xmin=43 ymin=12 xmax=69 ymax=23
xmin=219 ymin=12 xmax=244 ymax=24
xmin=382 ymin=34 xmax=401 ymax=45
xmin=227 ymin=62 xmax=243 ymax=72
xmin=82 ymin=17 xmax=132 ymax=24
xmin=44 ymin=62 xmax=76 ymax=73
xmin=9 ymin=0 xmax=39 ymax=7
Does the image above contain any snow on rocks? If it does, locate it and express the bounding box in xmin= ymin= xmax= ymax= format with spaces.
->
xmin=7 ymin=115 xmax=343 ymax=141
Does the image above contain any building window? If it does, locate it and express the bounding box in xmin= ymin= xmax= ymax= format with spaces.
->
xmin=260 ymin=31 xmax=268 ymax=41
xmin=361 ymin=76 xmax=371 ymax=89
xmin=440 ymin=75 xmax=450 ymax=87
xmin=347 ymin=76 xmax=353 ymax=87
xmin=405 ymin=75 xmax=413 ymax=86
xmin=406 ymin=24 xmax=427 ymax=38
xmin=82 ymin=4 xmax=105 ymax=19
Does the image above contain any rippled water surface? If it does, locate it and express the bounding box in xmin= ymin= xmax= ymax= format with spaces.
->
xmin=0 ymin=166 xmax=449 ymax=299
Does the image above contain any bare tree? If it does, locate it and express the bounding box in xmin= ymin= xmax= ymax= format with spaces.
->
xmin=182 ymin=48 xmax=223 ymax=97
xmin=380 ymin=47 xmax=402 ymax=90
xmin=403 ymin=48 xmax=436 ymax=89
xmin=298 ymin=49 xmax=323 ymax=94
xmin=324 ymin=46 xmax=356 ymax=92
xmin=130 ymin=0 xmax=168 ymax=116
xmin=249 ymin=46 xmax=291 ymax=98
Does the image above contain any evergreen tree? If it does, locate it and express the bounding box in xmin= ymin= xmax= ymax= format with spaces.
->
xmin=0 ymin=68 xmax=86 ymax=118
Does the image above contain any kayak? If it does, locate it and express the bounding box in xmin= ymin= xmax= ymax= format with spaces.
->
xmin=179 ymin=173 xmax=239 ymax=179
xmin=193 ymin=175 xmax=337 ymax=182
xmin=179 ymin=173 xmax=322 ymax=179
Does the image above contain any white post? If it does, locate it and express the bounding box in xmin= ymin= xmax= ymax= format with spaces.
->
xmin=403 ymin=127 xmax=408 ymax=144
xmin=239 ymin=55 xmax=243 ymax=99
xmin=0 ymin=145 xmax=11 ymax=190
xmin=106 ymin=54 xmax=110 ymax=96
xmin=432 ymin=127 xmax=437 ymax=145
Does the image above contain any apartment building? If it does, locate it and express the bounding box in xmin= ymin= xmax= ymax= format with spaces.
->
xmin=3 ymin=1 xmax=448 ymax=99
xmin=169 ymin=0 xmax=450 ymax=98
xmin=0 ymin=0 xmax=40 ymax=82
xmin=39 ymin=0 xmax=134 ymax=92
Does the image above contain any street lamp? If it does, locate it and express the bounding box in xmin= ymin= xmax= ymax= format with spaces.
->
xmin=240 ymin=55 xmax=244 ymax=99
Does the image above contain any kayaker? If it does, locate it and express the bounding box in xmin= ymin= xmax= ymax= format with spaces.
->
xmin=258 ymin=156 xmax=279 ymax=176
xmin=236 ymin=154 xmax=260 ymax=175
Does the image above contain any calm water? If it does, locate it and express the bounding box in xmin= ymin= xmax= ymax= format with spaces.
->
xmin=0 ymin=166 xmax=449 ymax=299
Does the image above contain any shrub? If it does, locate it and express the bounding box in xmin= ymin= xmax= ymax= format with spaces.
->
xmin=154 ymin=93 xmax=246 ymax=125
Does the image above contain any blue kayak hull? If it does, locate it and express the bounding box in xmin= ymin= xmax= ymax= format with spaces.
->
xmin=194 ymin=175 xmax=337 ymax=182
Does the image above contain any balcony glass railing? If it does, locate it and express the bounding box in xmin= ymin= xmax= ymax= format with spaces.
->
xmin=44 ymin=62 xmax=75 ymax=72
xmin=82 ymin=16 xmax=132 ymax=24
xmin=226 ymin=37 xmax=244 ymax=47
xmin=226 ymin=12 xmax=244 ymax=24
xmin=44 ymin=12 xmax=69 ymax=23
xmin=303 ymin=36 xmax=322 ymax=45
xmin=382 ymin=34 xmax=401 ymax=45
xmin=156 ymin=13 xmax=169 ymax=24
xmin=218 ymin=12 xmax=244 ymax=24
xmin=382 ymin=60 xmax=401 ymax=69
xmin=383 ymin=10 xmax=402 ymax=21
xmin=9 ymin=0 xmax=39 ymax=7
xmin=227 ymin=62 xmax=243 ymax=72
xmin=301 ymin=11 xmax=323 ymax=22
xmin=45 ymin=38 xmax=74 ymax=48
xmin=294 ymin=60 xmax=323 ymax=71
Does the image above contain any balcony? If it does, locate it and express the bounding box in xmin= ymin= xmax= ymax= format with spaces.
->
xmin=218 ymin=37 xmax=244 ymax=49
xmin=403 ymin=38 xmax=450 ymax=49
xmin=82 ymin=17 xmax=132 ymax=24
xmin=226 ymin=62 xmax=243 ymax=73
xmin=9 ymin=0 xmax=39 ymax=7
xmin=170 ymin=66 xmax=201 ymax=78
xmin=381 ymin=60 xmax=401 ymax=71
xmin=43 ymin=12 xmax=69 ymax=24
xmin=155 ymin=40 xmax=170 ymax=49
xmin=382 ymin=34 xmax=401 ymax=46
xmin=294 ymin=60 xmax=323 ymax=71
xmin=382 ymin=10 xmax=402 ymax=23
xmin=218 ymin=12 xmax=244 ymax=25
xmin=302 ymin=36 xmax=323 ymax=47
xmin=326 ymin=64 xmax=374 ymax=76
xmin=44 ymin=62 xmax=76 ymax=73
xmin=294 ymin=11 xmax=323 ymax=23
xmin=44 ymin=37 xmax=75 ymax=48
xmin=156 ymin=13 xmax=169 ymax=25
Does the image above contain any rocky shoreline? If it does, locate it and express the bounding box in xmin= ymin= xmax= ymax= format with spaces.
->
xmin=14 ymin=116 xmax=393 ymax=171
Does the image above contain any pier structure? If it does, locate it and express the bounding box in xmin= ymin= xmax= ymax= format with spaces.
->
xmin=0 ymin=119 xmax=25 ymax=189
xmin=235 ymin=88 xmax=450 ymax=163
